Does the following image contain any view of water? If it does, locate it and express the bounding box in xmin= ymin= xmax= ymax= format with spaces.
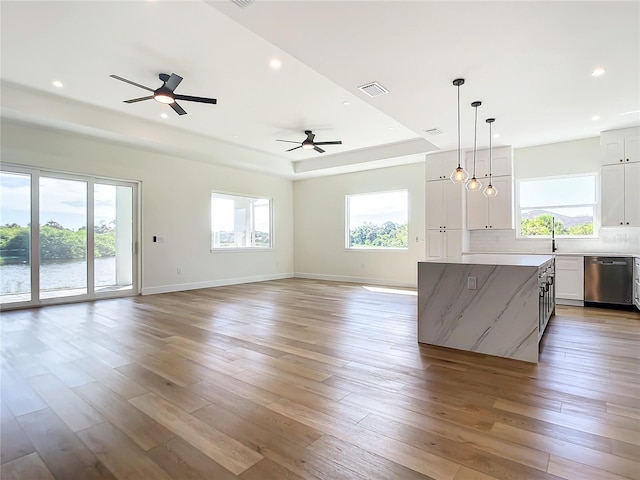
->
xmin=1 ymin=256 xmax=118 ymax=295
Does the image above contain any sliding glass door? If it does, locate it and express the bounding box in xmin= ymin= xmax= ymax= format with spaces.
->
xmin=39 ymin=176 xmax=88 ymax=299
xmin=0 ymin=171 xmax=32 ymax=304
xmin=94 ymin=182 xmax=134 ymax=294
xmin=0 ymin=166 xmax=138 ymax=308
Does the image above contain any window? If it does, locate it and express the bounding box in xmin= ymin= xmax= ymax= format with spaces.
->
xmin=517 ymin=174 xmax=597 ymax=237
xmin=211 ymin=193 xmax=271 ymax=249
xmin=346 ymin=190 xmax=408 ymax=249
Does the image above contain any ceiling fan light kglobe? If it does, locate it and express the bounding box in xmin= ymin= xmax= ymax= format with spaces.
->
xmin=466 ymin=177 xmax=482 ymax=192
xmin=450 ymin=166 xmax=469 ymax=184
xmin=302 ymin=141 xmax=314 ymax=150
xmin=154 ymin=93 xmax=174 ymax=104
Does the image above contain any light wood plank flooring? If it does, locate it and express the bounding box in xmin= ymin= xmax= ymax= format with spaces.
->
xmin=1 ymin=278 xmax=639 ymax=480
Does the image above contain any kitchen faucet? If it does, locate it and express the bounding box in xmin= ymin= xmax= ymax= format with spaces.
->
xmin=551 ymin=216 xmax=557 ymax=252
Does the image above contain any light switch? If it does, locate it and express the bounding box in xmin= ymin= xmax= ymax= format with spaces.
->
xmin=467 ymin=277 xmax=477 ymax=289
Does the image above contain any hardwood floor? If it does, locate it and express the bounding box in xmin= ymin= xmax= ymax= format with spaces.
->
xmin=1 ymin=278 xmax=639 ymax=480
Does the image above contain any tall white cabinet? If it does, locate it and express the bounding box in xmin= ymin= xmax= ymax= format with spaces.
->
xmin=425 ymin=151 xmax=465 ymax=259
xmin=601 ymin=127 xmax=640 ymax=227
xmin=465 ymin=147 xmax=514 ymax=230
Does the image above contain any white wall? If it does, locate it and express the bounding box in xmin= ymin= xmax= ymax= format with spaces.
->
xmin=471 ymin=137 xmax=640 ymax=254
xmin=1 ymin=120 xmax=295 ymax=294
xmin=293 ymin=163 xmax=425 ymax=287
xmin=514 ymin=137 xmax=600 ymax=178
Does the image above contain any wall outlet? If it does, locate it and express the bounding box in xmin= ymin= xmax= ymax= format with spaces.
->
xmin=176 ymin=267 xmax=182 ymax=275
xmin=467 ymin=277 xmax=477 ymax=290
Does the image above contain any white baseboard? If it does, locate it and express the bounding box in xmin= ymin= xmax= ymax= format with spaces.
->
xmin=556 ymin=298 xmax=584 ymax=307
xmin=294 ymin=272 xmax=416 ymax=288
xmin=141 ymin=272 xmax=294 ymax=295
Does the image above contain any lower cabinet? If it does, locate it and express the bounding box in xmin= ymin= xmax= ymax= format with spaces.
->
xmin=634 ymin=257 xmax=640 ymax=310
xmin=555 ymin=255 xmax=584 ymax=305
xmin=426 ymin=229 xmax=462 ymax=259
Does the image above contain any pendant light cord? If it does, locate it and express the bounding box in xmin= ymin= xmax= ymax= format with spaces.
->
xmin=457 ymin=84 xmax=461 ymax=169
xmin=472 ymin=104 xmax=478 ymax=178
xmin=488 ymin=121 xmax=492 ymax=182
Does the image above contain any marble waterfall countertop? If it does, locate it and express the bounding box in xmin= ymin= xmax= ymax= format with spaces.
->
xmin=463 ymin=251 xmax=639 ymax=258
xmin=417 ymin=255 xmax=552 ymax=363
xmin=424 ymin=254 xmax=554 ymax=267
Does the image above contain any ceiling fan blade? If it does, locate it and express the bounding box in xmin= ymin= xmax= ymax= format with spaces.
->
xmin=276 ymin=139 xmax=301 ymax=144
xmin=165 ymin=73 xmax=183 ymax=92
xmin=110 ymin=75 xmax=154 ymax=92
xmin=314 ymin=141 xmax=342 ymax=145
xmin=170 ymin=102 xmax=187 ymax=116
xmin=314 ymin=146 xmax=326 ymax=153
xmin=123 ymin=96 xmax=154 ymax=103
xmin=174 ymin=94 xmax=217 ymax=104
xmin=286 ymin=146 xmax=302 ymax=152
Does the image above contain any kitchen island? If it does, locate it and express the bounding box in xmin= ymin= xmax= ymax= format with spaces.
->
xmin=417 ymin=254 xmax=555 ymax=363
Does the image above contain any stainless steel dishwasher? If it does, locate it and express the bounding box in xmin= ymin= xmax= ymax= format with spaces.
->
xmin=584 ymin=256 xmax=633 ymax=306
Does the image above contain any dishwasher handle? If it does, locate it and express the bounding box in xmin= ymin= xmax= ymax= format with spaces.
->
xmin=593 ymin=260 xmax=628 ymax=266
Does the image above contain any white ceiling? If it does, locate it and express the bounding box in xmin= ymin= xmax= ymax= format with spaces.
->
xmin=1 ymin=1 xmax=639 ymax=178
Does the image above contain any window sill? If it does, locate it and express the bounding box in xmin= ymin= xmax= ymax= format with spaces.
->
xmin=345 ymin=247 xmax=409 ymax=252
xmin=210 ymin=248 xmax=274 ymax=253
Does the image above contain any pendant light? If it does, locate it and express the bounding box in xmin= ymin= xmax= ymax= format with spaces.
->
xmin=483 ymin=118 xmax=499 ymax=197
xmin=450 ymin=78 xmax=469 ymax=184
xmin=466 ymin=101 xmax=482 ymax=192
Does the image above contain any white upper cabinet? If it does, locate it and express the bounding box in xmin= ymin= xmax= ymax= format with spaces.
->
xmin=426 ymin=179 xmax=463 ymax=230
xmin=602 ymin=162 xmax=640 ymax=227
xmin=600 ymin=127 xmax=640 ymax=227
xmin=601 ymin=127 xmax=640 ymax=165
xmin=425 ymin=151 xmax=460 ymax=181
xmin=465 ymin=146 xmax=513 ymax=178
xmin=466 ymin=176 xmax=513 ymax=230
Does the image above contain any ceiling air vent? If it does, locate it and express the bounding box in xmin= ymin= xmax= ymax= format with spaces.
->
xmin=231 ymin=0 xmax=254 ymax=8
xmin=358 ymin=81 xmax=389 ymax=98
xmin=424 ymin=128 xmax=442 ymax=136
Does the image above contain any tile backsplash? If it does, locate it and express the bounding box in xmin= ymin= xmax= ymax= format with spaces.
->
xmin=470 ymin=227 xmax=640 ymax=255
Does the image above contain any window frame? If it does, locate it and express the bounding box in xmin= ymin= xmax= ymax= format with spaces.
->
xmin=210 ymin=191 xmax=273 ymax=252
xmin=345 ymin=189 xmax=409 ymax=251
xmin=515 ymin=172 xmax=598 ymax=239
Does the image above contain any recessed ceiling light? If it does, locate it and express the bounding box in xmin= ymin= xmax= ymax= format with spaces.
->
xmin=52 ymin=80 xmax=63 ymax=88
xmin=233 ymin=134 xmax=239 ymax=138
xmin=269 ymin=59 xmax=282 ymax=70
xmin=591 ymin=68 xmax=606 ymax=77
xmin=592 ymin=115 xmax=600 ymax=121
xmin=388 ymin=127 xmax=395 ymax=131
xmin=493 ymin=133 xmax=500 ymax=138
xmin=160 ymin=113 xmax=168 ymax=119
xmin=342 ymin=101 xmax=351 ymax=106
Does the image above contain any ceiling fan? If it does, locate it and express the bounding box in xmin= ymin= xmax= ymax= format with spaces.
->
xmin=109 ymin=73 xmax=217 ymax=116
xmin=277 ymin=130 xmax=342 ymax=153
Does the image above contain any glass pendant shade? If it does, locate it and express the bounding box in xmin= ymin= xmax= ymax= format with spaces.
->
xmin=451 ymin=166 xmax=469 ymax=184
xmin=466 ymin=176 xmax=482 ymax=191
xmin=483 ymin=183 xmax=498 ymax=197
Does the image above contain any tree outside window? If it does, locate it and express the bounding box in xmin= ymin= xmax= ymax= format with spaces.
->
xmin=346 ymin=190 xmax=408 ymax=249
